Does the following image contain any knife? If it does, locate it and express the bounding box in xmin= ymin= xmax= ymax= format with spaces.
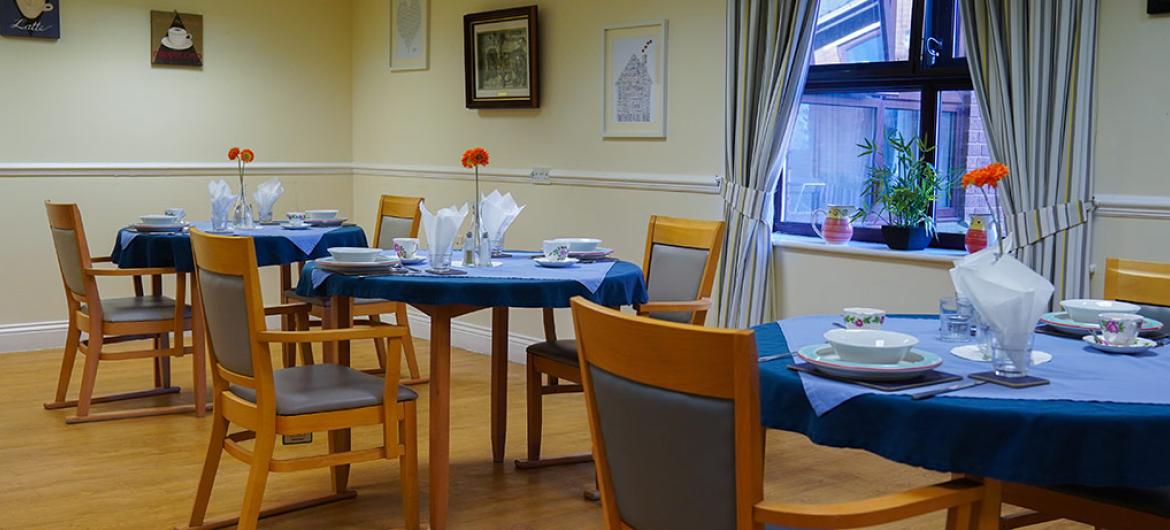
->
xmin=757 ymin=352 xmax=793 ymax=363
xmin=910 ymin=380 xmax=988 ymax=400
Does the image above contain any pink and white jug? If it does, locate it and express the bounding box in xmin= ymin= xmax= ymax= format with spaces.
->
xmin=811 ymin=205 xmax=856 ymax=245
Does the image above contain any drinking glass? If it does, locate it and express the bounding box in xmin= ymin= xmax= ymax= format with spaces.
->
xmin=491 ymin=234 xmax=505 ymax=256
xmin=974 ymin=320 xmax=993 ymax=361
xmin=939 ymin=296 xmax=975 ymax=342
xmin=211 ymin=212 xmax=230 ymax=232
xmin=991 ymin=331 xmax=1034 ymax=378
xmin=430 ymin=249 xmax=453 ymax=271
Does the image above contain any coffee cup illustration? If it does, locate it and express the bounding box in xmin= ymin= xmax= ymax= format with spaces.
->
xmin=16 ymin=0 xmax=54 ymax=20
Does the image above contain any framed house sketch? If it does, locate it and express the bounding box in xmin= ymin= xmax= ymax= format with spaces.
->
xmin=390 ymin=0 xmax=428 ymax=71
xmin=463 ymin=6 xmax=539 ymax=108
xmin=602 ymin=20 xmax=667 ymax=138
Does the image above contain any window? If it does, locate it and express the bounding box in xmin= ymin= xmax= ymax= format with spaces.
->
xmin=776 ymin=0 xmax=984 ymax=249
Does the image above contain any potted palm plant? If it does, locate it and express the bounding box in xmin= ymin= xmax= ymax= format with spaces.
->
xmin=855 ymin=133 xmax=950 ymax=251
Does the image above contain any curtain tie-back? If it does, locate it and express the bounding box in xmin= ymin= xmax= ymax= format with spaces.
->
xmin=721 ymin=178 xmax=771 ymax=224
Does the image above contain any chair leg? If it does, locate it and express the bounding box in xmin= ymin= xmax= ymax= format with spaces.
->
xmin=370 ymin=314 xmax=389 ymax=372
xmin=526 ymin=360 xmax=542 ymax=461
xmin=158 ymin=335 xmax=172 ymax=388
xmin=48 ymin=322 xmax=81 ymax=405
xmin=328 ymin=428 xmax=352 ymax=494
xmin=237 ymin=427 xmax=276 ymax=530
xmin=400 ymin=403 xmax=420 ymax=530
xmin=396 ymin=305 xmax=425 ymax=384
xmin=188 ymin=411 xmax=230 ymax=528
xmin=73 ymin=333 xmax=104 ymax=419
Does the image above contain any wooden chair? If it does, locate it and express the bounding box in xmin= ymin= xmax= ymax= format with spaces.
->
xmin=43 ymin=202 xmax=201 ymax=424
xmin=287 ymin=194 xmax=426 ymax=384
xmin=570 ymin=297 xmax=992 ymax=530
xmin=183 ymin=229 xmax=418 ymax=530
xmin=994 ymin=256 xmax=1170 ymax=530
xmin=516 ymin=215 xmax=725 ymax=469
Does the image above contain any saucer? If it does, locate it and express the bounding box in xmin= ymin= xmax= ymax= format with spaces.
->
xmin=796 ymin=344 xmax=942 ymax=382
xmin=949 ymin=344 xmax=1053 ymax=365
xmin=317 ymin=256 xmax=399 ymax=272
xmin=568 ymin=248 xmax=613 ymax=260
xmin=280 ymin=223 xmax=311 ymax=230
xmin=534 ymin=257 xmax=579 ymax=268
xmin=1040 ymin=311 xmax=1163 ymax=336
xmin=1081 ymin=335 xmax=1158 ymax=354
xmin=161 ymin=36 xmax=193 ymax=51
xmin=398 ymin=256 xmax=426 ymax=265
xmin=131 ymin=223 xmax=185 ymax=233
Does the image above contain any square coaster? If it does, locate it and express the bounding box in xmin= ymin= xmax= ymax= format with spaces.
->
xmin=969 ymin=371 xmax=1050 ymax=388
xmin=426 ymin=268 xmax=468 ymax=276
xmin=788 ymin=364 xmax=962 ymax=392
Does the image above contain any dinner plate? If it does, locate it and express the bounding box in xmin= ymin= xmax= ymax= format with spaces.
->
xmin=534 ymin=257 xmax=579 ymax=268
xmin=317 ymin=256 xmax=399 ymax=272
xmin=796 ymin=343 xmax=943 ymax=382
xmin=305 ymin=218 xmax=348 ymax=227
xmin=130 ymin=223 xmax=186 ymax=233
xmin=280 ymin=223 xmax=311 ymax=230
xmin=1081 ymin=335 xmax=1159 ymax=354
xmin=1040 ymin=311 xmax=1163 ymax=336
xmin=568 ymin=247 xmax=613 ymax=259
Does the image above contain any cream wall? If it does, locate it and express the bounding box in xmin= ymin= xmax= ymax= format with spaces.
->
xmin=0 ymin=0 xmax=355 ymax=332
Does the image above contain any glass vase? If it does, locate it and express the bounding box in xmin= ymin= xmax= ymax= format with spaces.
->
xmin=232 ymin=179 xmax=256 ymax=229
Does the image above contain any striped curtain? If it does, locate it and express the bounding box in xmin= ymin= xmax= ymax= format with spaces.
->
xmin=958 ymin=0 xmax=1098 ymax=302
xmin=717 ymin=0 xmax=819 ymax=328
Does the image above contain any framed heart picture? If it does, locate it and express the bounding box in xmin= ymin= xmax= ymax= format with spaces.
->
xmin=463 ymin=6 xmax=539 ymax=108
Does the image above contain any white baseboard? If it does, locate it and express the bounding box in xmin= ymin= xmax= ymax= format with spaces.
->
xmin=0 ymin=321 xmax=70 ymax=353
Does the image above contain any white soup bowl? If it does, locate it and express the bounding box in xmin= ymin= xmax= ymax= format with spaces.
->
xmin=1061 ymin=299 xmax=1140 ymax=324
xmin=328 ymin=247 xmax=383 ymax=263
xmin=823 ymin=328 xmax=918 ymax=364
xmin=307 ymin=209 xmax=340 ymax=221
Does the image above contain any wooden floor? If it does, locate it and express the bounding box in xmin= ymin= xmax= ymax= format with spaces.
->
xmin=0 ymin=337 xmax=1089 ymax=529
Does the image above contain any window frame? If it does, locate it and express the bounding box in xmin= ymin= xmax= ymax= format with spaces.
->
xmin=775 ymin=0 xmax=973 ymax=250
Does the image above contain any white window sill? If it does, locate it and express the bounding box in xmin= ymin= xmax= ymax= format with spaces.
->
xmin=771 ymin=234 xmax=966 ymax=264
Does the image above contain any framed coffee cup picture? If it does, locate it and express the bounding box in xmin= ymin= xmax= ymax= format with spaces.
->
xmin=0 ymin=0 xmax=60 ymax=39
xmin=151 ymin=10 xmax=203 ymax=68
xmin=463 ymin=6 xmax=539 ymax=108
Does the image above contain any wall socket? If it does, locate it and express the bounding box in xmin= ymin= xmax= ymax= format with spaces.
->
xmin=530 ymin=167 xmax=551 ymax=184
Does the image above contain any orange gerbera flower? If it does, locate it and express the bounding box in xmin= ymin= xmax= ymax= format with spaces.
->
xmin=240 ymin=149 xmax=255 ymax=163
xmin=227 ymin=147 xmax=240 ymax=161
xmin=461 ymin=147 xmax=490 ymax=168
xmin=962 ymin=162 xmax=1008 ymax=188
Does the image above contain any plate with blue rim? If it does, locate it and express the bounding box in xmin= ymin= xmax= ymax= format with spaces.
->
xmin=796 ymin=343 xmax=943 ymax=382
xmin=1040 ymin=312 xmax=1163 ymax=336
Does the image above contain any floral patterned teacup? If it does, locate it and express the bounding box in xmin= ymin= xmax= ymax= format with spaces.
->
xmin=1098 ymin=312 xmax=1144 ymax=346
xmin=843 ymin=307 xmax=886 ymax=329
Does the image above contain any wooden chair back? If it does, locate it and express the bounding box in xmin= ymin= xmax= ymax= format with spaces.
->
xmin=1104 ymin=257 xmax=1170 ymax=306
xmin=189 ymin=230 xmax=276 ymax=409
xmin=641 ymin=215 xmax=726 ymax=324
xmin=372 ymin=195 xmax=424 ymax=251
xmin=571 ymin=297 xmax=761 ymax=530
xmin=45 ymin=202 xmax=97 ymax=305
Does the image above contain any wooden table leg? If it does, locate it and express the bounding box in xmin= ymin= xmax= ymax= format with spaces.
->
xmin=490 ymin=307 xmax=509 ymax=463
xmin=428 ymin=306 xmax=453 ymax=530
xmin=191 ymin=273 xmax=207 ymax=417
xmin=329 ymin=295 xmax=354 ymax=493
xmin=329 ymin=296 xmax=353 ymax=367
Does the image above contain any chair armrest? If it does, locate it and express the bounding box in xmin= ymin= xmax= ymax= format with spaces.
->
xmin=91 ymin=255 xmax=114 ymax=263
xmin=256 ymin=324 xmax=406 ymax=344
xmin=264 ymin=302 xmax=311 ymax=317
xmin=635 ymin=297 xmax=712 ymax=315
xmin=753 ymin=479 xmax=984 ymax=528
xmin=86 ymin=266 xmax=177 ymax=277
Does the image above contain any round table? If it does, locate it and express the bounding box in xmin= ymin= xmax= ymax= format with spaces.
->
xmin=296 ymin=256 xmax=648 ymax=530
xmin=754 ymin=315 xmax=1170 ymax=489
xmin=110 ymin=224 xmax=367 ymax=271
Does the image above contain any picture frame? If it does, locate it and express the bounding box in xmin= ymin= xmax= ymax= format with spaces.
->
xmin=463 ymin=6 xmax=539 ymax=109
xmin=150 ymin=10 xmax=203 ymax=68
xmin=0 ymin=0 xmax=60 ymax=39
xmin=390 ymin=0 xmax=428 ymax=71
xmin=602 ymin=20 xmax=668 ymax=138
xmin=1150 ymin=0 xmax=1170 ymax=14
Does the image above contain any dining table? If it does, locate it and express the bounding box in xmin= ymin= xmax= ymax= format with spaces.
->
xmin=295 ymin=252 xmax=649 ymax=530
xmin=754 ymin=314 xmax=1170 ymax=526
xmin=109 ymin=221 xmax=368 ymax=416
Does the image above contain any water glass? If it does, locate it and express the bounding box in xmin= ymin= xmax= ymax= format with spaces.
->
xmin=991 ymin=331 xmax=1034 ymax=378
xmin=974 ymin=320 xmax=993 ymax=361
xmin=491 ymin=234 xmax=505 ymax=256
xmin=210 ymin=212 xmax=230 ymax=232
xmin=257 ymin=208 xmax=274 ymax=224
xmin=939 ymin=296 xmax=975 ymax=342
xmin=430 ymin=249 xmax=453 ymax=271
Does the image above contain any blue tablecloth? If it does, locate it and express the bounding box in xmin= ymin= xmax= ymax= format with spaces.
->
xmin=756 ymin=317 xmax=1170 ymax=488
xmin=295 ymin=258 xmax=648 ymax=309
xmin=110 ymin=224 xmax=367 ymax=272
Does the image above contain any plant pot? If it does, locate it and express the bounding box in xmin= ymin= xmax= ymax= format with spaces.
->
xmin=881 ymin=224 xmax=931 ymax=251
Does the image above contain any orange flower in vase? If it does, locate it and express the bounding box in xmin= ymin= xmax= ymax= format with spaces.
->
xmin=227 ymin=146 xmax=258 ymax=228
xmin=461 ymin=147 xmax=490 ymax=168
xmin=960 ymin=162 xmax=1009 ymax=255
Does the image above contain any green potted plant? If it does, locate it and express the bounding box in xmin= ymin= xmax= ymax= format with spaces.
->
xmin=855 ymin=133 xmax=950 ymax=251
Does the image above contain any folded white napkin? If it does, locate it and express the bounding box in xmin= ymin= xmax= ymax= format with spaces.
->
xmin=951 ymin=240 xmax=1053 ymax=365
xmin=252 ymin=177 xmax=284 ymax=218
xmin=208 ymin=179 xmax=238 ymax=224
xmin=419 ymin=202 xmax=468 ymax=254
xmin=479 ymin=190 xmax=525 ymax=243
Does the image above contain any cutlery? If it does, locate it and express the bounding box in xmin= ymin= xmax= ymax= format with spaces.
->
xmin=832 ymin=322 xmax=846 ymax=329
xmin=758 ymin=352 xmax=793 ymax=363
xmin=910 ymin=380 xmax=987 ymax=400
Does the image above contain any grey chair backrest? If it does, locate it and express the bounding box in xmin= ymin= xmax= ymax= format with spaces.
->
xmin=588 ymin=365 xmax=736 ymax=530
xmin=197 ymin=268 xmax=255 ymax=376
xmin=50 ymin=227 xmax=87 ymax=296
xmin=376 ymin=215 xmax=415 ymax=250
xmin=1137 ymin=304 xmax=1170 ymax=330
xmin=645 ymin=243 xmax=709 ymax=323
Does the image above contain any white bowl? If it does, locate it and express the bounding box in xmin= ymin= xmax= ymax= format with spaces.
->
xmin=140 ymin=214 xmax=178 ymax=226
xmin=1061 ymin=299 xmax=1140 ymax=324
xmin=823 ymin=328 xmax=919 ymax=364
xmin=328 ymin=247 xmax=382 ymax=263
xmin=557 ymin=238 xmax=601 ymax=252
xmin=306 ymin=209 xmax=340 ymax=221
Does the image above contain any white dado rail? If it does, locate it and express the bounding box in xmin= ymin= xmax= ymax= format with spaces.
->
xmin=1094 ymin=194 xmax=1170 ymax=220
xmin=0 ymin=161 xmax=353 ymax=177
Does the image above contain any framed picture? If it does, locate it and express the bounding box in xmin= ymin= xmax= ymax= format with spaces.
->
xmin=463 ymin=6 xmax=539 ymax=109
xmin=390 ymin=0 xmax=428 ymax=71
xmin=1150 ymin=0 xmax=1170 ymax=14
xmin=602 ymin=20 xmax=668 ymax=138
xmin=0 ymin=0 xmax=60 ymax=39
xmin=151 ymin=10 xmax=203 ymax=67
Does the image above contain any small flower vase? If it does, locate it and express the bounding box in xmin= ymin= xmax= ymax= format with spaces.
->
xmin=964 ymin=213 xmax=997 ymax=254
xmin=232 ymin=179 xmax=256 ymax=229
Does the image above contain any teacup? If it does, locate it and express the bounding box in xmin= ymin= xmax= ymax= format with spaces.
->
xmin=167 ymin=27 xmax=191 ymax=46
xmin=842 ymin=307 xmax=886 ymax=329
xmin=286 ymin=212 xmax=306 ymax=226
xmin=16 ymin=0 xmax=54 ymax=20
xmin=164 ymin=207 xmax=186 ymax=223
xmin=1098 ymin=313 xmax=1144 ymax=346
xmin=542 ymin=239 xmax=570 ymax=261
xmin=393 ymin=238 xmax=420 ymax=260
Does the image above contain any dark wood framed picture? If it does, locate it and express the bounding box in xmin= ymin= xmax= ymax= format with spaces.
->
xmin=1150 ymin=0 xmax=1170 ymax=14
xmin=463 ymin=6 xmax=539 ymax=109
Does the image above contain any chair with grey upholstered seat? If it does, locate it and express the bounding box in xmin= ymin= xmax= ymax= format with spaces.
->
xmin=516 ymin=215 xmax=726 ymax=470
xmin=43 ymin=202 xmax=202 ymax=424
xmin=285 ymin=194 xmax=426 ymax=384
xmin=183 ymin=229 xmax=419 ymax=530
xmin=570 ymin=297 xmax=989 ymax=530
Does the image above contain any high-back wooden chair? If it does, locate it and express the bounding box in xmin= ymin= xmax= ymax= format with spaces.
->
xmin=571 ymin=297 xmax=989 ymax=530
xmin=184 ymin=229 xmax=419 ymax=530
xmin=516 ymin=215 xmax=726 ymax=469
xmin=1104 ymin=257 xmax=1170 ymax=323
xmin=288 ymin=194 xmax=426 ymax=384
xmin=43 ymin=202 xmax=200 ymax=424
